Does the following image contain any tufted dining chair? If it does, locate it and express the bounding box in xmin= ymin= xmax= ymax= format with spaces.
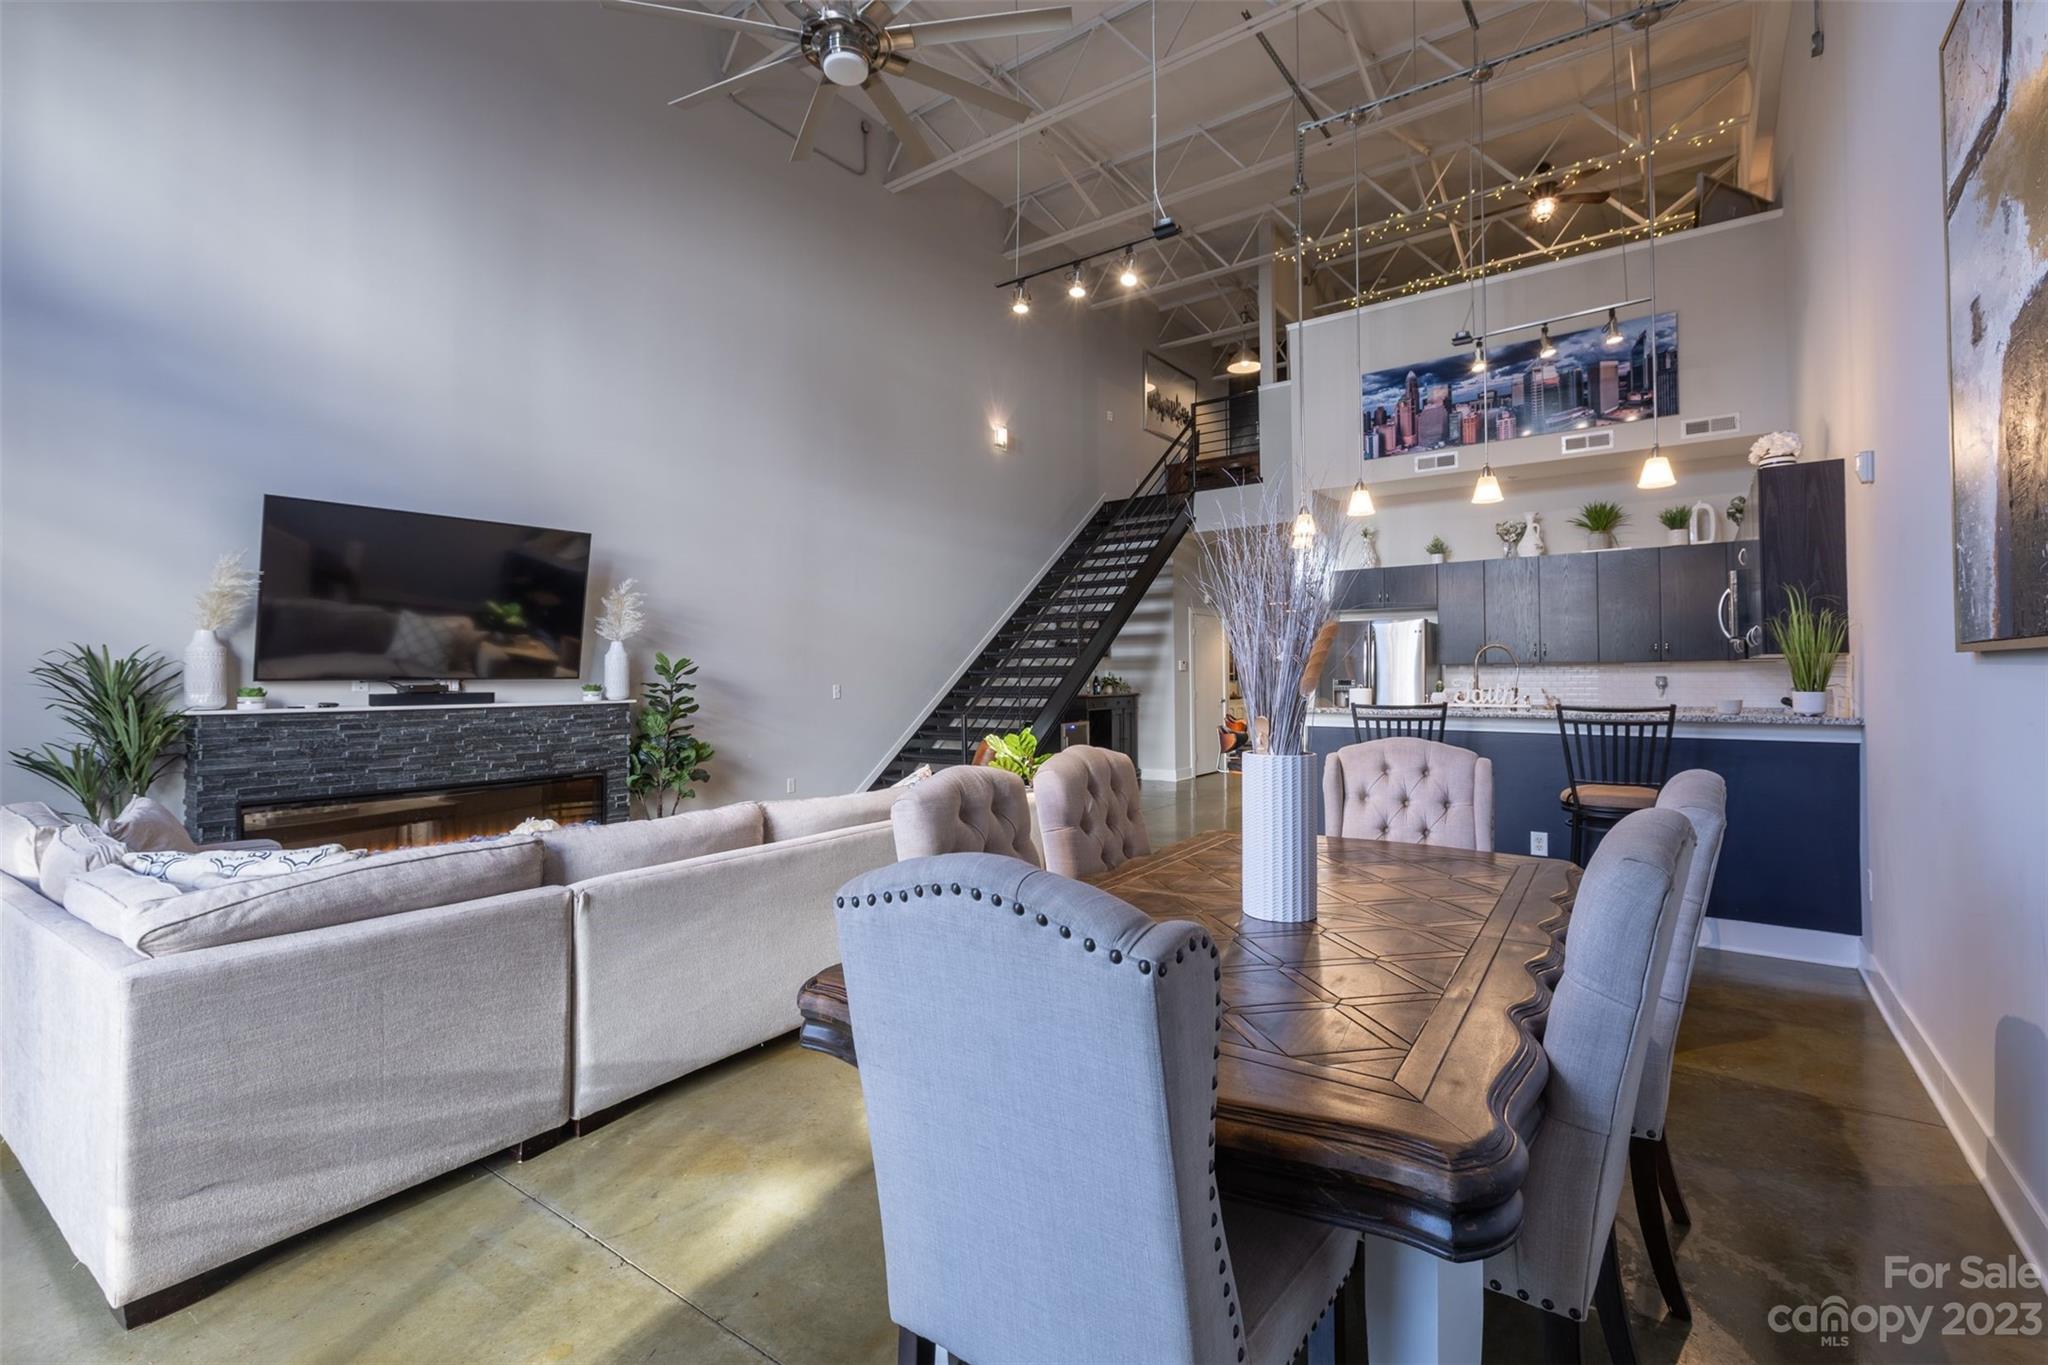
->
xmin=1033 ymin=745 xmax=1152 ymax=879
xmin=834 ymin=852 xmax=1363 ymax=1365
xmin=1484 ymin=807 xmax=1695 ymax=1365
xmin=889 ymin=765 xmax=1041 ymax=866
xmin=1626 ymin=769 xmax=1728 ymax=1322
xmin=1321 ymin=738 xmax=1494 ymax=851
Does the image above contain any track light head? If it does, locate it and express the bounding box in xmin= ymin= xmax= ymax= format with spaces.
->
xmin=1537 ymin=325 xmax=1557 ymax=359
xmin=1117 ymin=251 xmax=1140 ymax=289
xmin=1469 ymin=343 xmax=1488 ymax=374
xmin=1602 ymin=308 xmax=1624 ymax=346
xmin=1066 ymin=265 xmax=1087 ymax=299
xmin=1011 ymin=285 xmax=1030 ymax=316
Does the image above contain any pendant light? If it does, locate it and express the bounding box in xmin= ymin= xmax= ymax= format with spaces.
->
xmin=1631 ymin=20 xmax=1672 ymax=495
xmin=1537 ymin=324 xmax=1557 ymax=359
xmin=1066 ymin=265 xmax=1087 ymax=299
xmin=1346 ymin=480 xmax=1376 ymax=517
xmin=1339 ymin=119 xmax=1375 ymax=522
xmin=1010 ymin=284 xmax=1031 ymax=316
xmin=1636 ymin=451 xmax=1675 ymax=489
xmin=1291 ymin=505 xmax=1316 ymax=549
xmin=1469 ymin=342 xmax=1488 ymax=374
xmin=1602 ymin=307 xmax=1624 ymax=347
xmin=1471 ymin=464 xmax=1503 ymax=504
xmin=1227 ymin=309 xmax=1261 ymax=373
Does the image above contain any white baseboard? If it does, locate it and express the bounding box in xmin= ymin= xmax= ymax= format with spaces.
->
xmin=1142 ymin=765 xmax=1198 ymax=783
xmin=1861 ymin=958 xmax=2048 ymax=1274
xmin=1698 ymin=917 xmax=1863 ymax=967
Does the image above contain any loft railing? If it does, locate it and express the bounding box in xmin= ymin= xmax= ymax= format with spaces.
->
xmin=1179 ymin=394 xmax=1261 ymax=491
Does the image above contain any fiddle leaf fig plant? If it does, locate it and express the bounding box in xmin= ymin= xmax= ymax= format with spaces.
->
xmin=982 ymin=730 xmax=1046 ymax=782
xmin=628 ymin=652 xmax=715 ymax=817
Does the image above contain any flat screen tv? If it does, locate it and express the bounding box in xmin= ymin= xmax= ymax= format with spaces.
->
xmin=255 ymin=496 xmax=593 ymax=682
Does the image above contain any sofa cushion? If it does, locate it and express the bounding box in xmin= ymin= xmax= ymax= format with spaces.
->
xmin=540 ymin=803 xmax=763 ymax=885
xmin=37 ymin=822 xmax=127 ymax=902
xmin=760 ymin=788 xmax=899 ymax=842
xmin=64 ymin=837 xmax=544 ymax=957
xmin=0 ymin=802 xmax=67 ymax=888
xmin=104 ymin=796 xmax=200 ymax=853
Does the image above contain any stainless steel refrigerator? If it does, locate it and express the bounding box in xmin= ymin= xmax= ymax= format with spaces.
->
xmin=1363 ymin=617 xmax=1432 ymax=705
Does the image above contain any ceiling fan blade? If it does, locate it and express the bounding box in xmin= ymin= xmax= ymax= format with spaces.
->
xmin=604 ymin=0 xmax=801 ymax=40
xmin=860 ymin=77 xmax=933 ymax=166
xmin=667 ymin=48 xmax=805 ymax=109
xmin=791 ymin=81 xmax=837 ymax=160
xmin=884 ymin=59 xmax=1031 ymax=121
xmin=1559 ymin=190 xmax=1612 ymax=204
xmin=885 ymin=7 xmax=1073 ymax=49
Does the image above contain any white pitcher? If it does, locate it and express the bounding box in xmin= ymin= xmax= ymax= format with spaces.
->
xmin=1687 ymin=501 xmax=1719 ymax=544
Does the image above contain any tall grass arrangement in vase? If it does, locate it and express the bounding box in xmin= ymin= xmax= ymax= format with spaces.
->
xmin=9 ymin=646 xmax=185 ymax=823
xmin=1197 ymin=491 xmax=1338 ymax=922
xmin=1768 ymin=586 xmax=1846 ymax=713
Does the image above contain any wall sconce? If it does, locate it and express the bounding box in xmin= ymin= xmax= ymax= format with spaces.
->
xmin=991 ymin=424 xmax=1010 ymax=452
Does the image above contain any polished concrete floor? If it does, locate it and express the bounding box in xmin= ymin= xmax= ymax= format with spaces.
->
xmin=4 ymin=774 xmax=2037 ymax=1363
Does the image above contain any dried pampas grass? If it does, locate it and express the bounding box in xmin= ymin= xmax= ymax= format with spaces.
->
xmin=194 ymin=552 xmax=260 ymax=633
xmin=1196 ymin=491 xmax=1337 ymax=755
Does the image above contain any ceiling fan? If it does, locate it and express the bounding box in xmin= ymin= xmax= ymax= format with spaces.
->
xmin=604 ymin=1 xmax=1073 ymax=164
xmin=1524 ymin=161 xmax=1611 ymax=223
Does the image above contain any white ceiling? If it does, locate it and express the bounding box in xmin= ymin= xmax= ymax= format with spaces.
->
xmin=647 ymin=2 xmax=1779 ymax=367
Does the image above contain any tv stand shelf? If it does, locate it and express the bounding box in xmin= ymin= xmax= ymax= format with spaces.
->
xmin=188 ymin=699 xmax=630 ymax=718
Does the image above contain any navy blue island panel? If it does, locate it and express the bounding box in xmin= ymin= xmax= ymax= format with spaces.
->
xmin=1308 ymin=724 xmax=1863 ymax=936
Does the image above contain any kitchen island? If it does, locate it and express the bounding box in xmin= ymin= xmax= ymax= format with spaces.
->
xmin=1308 ymin=706 xmax=1863 ymax=952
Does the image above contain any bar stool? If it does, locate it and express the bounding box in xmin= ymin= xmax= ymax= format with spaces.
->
xmin=1556 ymin=704 xmax=1677 ymax=866
xmin=1347 ymin=701 xmax=1448 ymax=743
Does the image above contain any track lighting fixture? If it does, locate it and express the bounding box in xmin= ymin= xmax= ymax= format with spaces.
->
xmin=991 ymin=424 xmax=1010 ymax=451
xmin=1010 ymin=285 xmax=1031 ymax=316
xmin=1537 ymin=325 xmax=1557 ymax=359
xmin=1471 ymin=464 xmax=1503 ymax=505
xmin=1118 ymin=251 xmax=1140 ymax=289
xmin=1602 ymin=308 xmax=1624 ymax=347
xmin=1469 ymin=343 xmax=1488 ymax=374
xmin=1346 ymin=480 xmax=1376 ymax=517
xmin=1066 ymin=266 xmax=1087 ymax=299
xmin=1637 ymin=449 xmax=1675 ymax=489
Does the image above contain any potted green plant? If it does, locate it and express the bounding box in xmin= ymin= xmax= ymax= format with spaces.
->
xmin=628 ymin=652 xmax=714 ymax=816
xmin=1424 ymin=536 xmax=1449 ymax=564
xmin=1658 ymin=505 xmax=1691 ymax=545
xmin=580 ymin=682 xmax=604 ymax=701
xmin=1768 ymin=586 xmax=1847 ymax=716
xmin=8 ymin=645 xmax=184 ymax=823
xmin=982 ymin=730 xmax=1047 ymax=783
xmin=235 ymin=686 xmax=268 ymax=712
xmin=1569 ymin=500 xmax=1628 ymax=550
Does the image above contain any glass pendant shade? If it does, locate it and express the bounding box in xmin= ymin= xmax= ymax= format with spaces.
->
xmin=1346 ymin=480 xmax=1375 ymax=517
xmin=1290 ymin=505 xmax=1316 ymax=548
xmin=1471 ymin=465 xmax=1503 ymax=504
xmin=1637 ymin=449 xmax=1676 ymax=489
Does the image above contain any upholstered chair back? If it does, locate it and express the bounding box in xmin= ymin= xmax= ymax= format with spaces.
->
xmin=1322 ymin=737 xmax=1494 ymax=851
xmin=835 ymin=854 xmax=1236 ymax=1364
xmin=889 ymin=766 xmax=1040 ymax=866
xmin=1632 ymin=769 xmax=1728 ymax=1139
xmin=1484 ymin=807 xmax=1694 ymax=1317
xmin=1033 ymin=746 xmax=1151 ymax=879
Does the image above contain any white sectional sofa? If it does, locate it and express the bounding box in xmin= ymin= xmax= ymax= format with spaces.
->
xmin=0 ymin=787 xmax=900 ymax=1324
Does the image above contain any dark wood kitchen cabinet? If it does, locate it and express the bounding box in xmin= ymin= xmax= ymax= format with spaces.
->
xmin=1536 ymin=554 xmax=1599 ymax=662
xmin=1661 ymin=543 xmax=1738 ymax=660
xmin=1335 ymin=565 xmax=1439 ymax=611
xmin=1333 ymin=569 xmax=1378 ymax=611
xmin=1484 ymin=558 xmax=1542 ymax=663
xmin=1436 ymin=560 xmax=1487 ymax=669
xmin=1758 ymin=460 xmax=1849 ymax=623
xmin=1597 ymin=548 xmax=1663 ymax=662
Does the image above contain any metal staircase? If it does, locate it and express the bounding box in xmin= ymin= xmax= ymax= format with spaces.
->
xmin=870 ymin=429 xmax=1199 ymax=787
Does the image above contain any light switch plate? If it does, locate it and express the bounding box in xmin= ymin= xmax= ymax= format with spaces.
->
xmin=1856 ymin=449 xmax=1875 ymax=483
xmin=1530 ymin=831 xmax=1549 ymax=857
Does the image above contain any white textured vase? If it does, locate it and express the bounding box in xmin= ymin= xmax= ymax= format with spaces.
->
xmin=1241 ymin=751 xmax=1317 ymax=923
xmin=184 ymin=628 xmax=228 ymax=710
xmin=1791 ymin=690 xmax=1827 ymax=716
xmin=603 ymin=640 xmax=630 ymax=701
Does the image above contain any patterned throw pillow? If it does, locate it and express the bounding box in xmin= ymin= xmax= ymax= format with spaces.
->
xmin=123 ymin=844 xmax=363 ymax=891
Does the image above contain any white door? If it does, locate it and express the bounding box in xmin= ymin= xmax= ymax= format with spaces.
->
xmin=1191 ymin=609 xmax=1226 ymax=773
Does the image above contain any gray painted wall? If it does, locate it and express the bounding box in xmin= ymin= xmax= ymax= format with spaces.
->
xmin=0 ymin=1 xmax=1156 ymax=808
xmin=1775 ymin=0 xmax=2048 ymax=1268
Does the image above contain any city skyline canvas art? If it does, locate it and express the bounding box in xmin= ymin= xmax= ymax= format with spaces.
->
xmin=1941 ymin=0 xmax=2047 ymax=650
xmin=1361 ymin=311 xmax=1679 ymax=459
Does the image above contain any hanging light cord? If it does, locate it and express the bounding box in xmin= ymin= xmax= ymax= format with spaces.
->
xmin=1644 ymin=17 xmax=1659 ymax=431
xmin=1150 ymin=0 xmax=1163 ymax=220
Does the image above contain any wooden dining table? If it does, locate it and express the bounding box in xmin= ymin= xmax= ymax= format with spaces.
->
xmin=796 ymin=829 xmax=1577 ymax=1363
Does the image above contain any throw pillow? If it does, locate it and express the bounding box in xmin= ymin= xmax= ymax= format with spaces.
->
xmin=37 ymin=822 xmax=127 ymax=902
xmin=122 ymin=843 xmax=362 ymax=891
xmin=105 ymin=796 xmax=201 ymax=853
xmin=0 ymin=801 xmax=67 ymax=889
xmin=891 ymin=764 xmax=935 ymax=788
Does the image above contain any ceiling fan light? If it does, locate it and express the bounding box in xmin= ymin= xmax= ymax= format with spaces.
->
xmin=1637 ymin=449 xmax=1676 ymax=489
xmin=1066 ymin=265 xmax=1087 ymax=299
xmin=1537 ymin=325 xmax=1557 ymax=359
xmin=817 ymin=30 xmax=869 ymax=86
xmin=1471 ymin=465 xmax=1503 ymax=505
xmin=1346 ymin=480 xmax=1376 ymax=517
xmin=1010 ymin=284 xmax=1030 ymax=316
xmin=1602 ymin=308 xmax=1625 ymax=347
xmin=1531 ymin=193 xmax=1558 ymax=224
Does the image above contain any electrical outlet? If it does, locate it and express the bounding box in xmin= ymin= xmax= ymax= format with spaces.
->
xmin=1106 ymin=409 xmax=1115 ymax=421
xmin=1856 ymin=449 xmax=1876 ymax=483
xmin=831 ymin=684 xmax=841 ymax=700
xmin=351 ymin=680 xmax=369 ymax=693
xmin=785 ymin=778 xmax=797 ymax=794
xmin=1866 ymin=867 xmax=1875 ymax=904
xmin=1530 ymin=831 xmax=1549 ymax=857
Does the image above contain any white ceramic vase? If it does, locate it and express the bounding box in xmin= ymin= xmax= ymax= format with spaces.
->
xmin=1241 ymin=751 xmax=1317 ymax=923
xmin=1791 ymin=690 xmax=1827 ymax=716
xmin=1429 ymin=552 xmax=1445 ymax=564
xmin=184 ymin=629 xmax=228 ymax=710
xmin=603 ymin=640 xmax=630 ymax=701
xmin=1667 ymin=528 xmax=1689 ymax=545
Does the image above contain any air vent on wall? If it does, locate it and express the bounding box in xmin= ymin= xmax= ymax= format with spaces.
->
xmin=1560 ymin=429 xmax=1616 ymax=455
xmin=1414 ymin=449 xmax=1460 ymax=472
xmin=1681 ymin=412 xmax=1742 ymax=439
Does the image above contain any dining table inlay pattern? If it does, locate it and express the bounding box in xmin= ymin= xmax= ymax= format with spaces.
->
xmin=797 ymin=829 xmax=1577 ymax=1261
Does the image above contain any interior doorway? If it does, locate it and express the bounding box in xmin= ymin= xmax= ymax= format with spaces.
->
xmin=1191 ymin=608 xmax=1226 ymax=774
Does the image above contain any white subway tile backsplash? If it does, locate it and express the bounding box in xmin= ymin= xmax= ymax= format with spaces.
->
xmin=1465 ymin=654 xmax=1856 ymax=716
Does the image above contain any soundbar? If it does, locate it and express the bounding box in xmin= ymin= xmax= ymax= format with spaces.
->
xmin=368 ymin=690 xmax=497 ymax=707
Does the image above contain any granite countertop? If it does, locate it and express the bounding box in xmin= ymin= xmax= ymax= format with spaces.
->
xmin=1310 ymin=704 xmax=1862 ymax=728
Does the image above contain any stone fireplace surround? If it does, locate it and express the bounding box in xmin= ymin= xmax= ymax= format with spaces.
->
xmin=183 ymin=701 xmax=633 ymax=845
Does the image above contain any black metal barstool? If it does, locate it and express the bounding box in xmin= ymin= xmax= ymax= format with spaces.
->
xmin=1556 ymin=703 xmax=1677 ymax=865
xmin=1348 ymin=701 xmax=1448 ymax=743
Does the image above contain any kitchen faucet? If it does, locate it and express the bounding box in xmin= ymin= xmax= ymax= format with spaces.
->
xmin=1470 ymin=642 xmax=1522 ymax=698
